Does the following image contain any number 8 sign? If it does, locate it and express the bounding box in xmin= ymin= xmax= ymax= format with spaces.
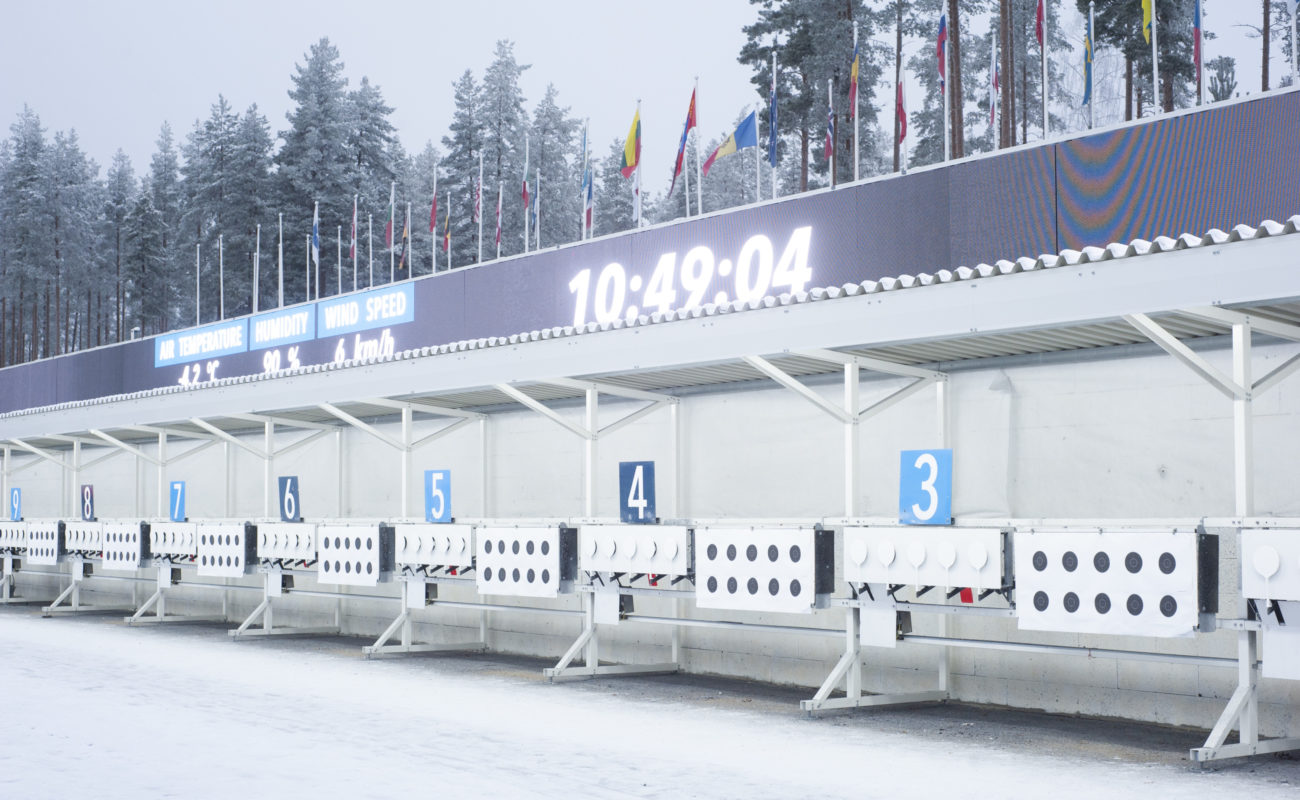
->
xmin=899 ymin=449 xmax=952 ymax=525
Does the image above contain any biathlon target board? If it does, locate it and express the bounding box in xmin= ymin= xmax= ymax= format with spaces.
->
xmin=25 ymin=521 xmax=65 ymax=565
xmin=316 ymin=525 xmax=394 ymax=587
xmin=695 ymin=527 xmax=833 ymax=614
xmin=476 ymin=526 xmax=577 ymax=598
xmin=1241 ymin=529 xmax=1300 ymax=603
xmin=842 ymin=526 xmax=1006 ymax=590
xmin=578 ymin=524 xmax=692 ymax=577
xmin=101 ymin=522 xmax=148 ymax=571
xmin=64 ymin=521 xmax=102 ymax=556
xmin=149 ymin=523 xmax=198 ymax=558
xmin=393 ymin=523 xmax=475 ymax=569
xmin=196 ymin=524 xmax=257 ymax=577
xmin=257 ymin=522 xmax=319 ymax=562
xmin=0 ymin=521 xmax=25 ymax=551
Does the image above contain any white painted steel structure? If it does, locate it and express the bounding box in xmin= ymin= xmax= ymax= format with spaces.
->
xmin=1 ymin=217 xmax=1299 ymax=764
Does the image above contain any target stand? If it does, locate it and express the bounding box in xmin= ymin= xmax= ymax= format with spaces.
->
xmin=228 ymin=568 xmax=341 ymax=640
xmin=362 ymin=576 xmax=488 ymax=658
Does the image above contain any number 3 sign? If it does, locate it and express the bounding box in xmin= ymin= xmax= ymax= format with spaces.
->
xmin=899 ymin=449 xmax=952 ymax=525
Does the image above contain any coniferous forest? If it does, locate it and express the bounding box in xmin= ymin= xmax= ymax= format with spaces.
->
xmin=0 ymin=0 xmax=1283 ymax=367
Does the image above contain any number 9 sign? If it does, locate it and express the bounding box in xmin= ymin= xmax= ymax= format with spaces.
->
xmin=899 ymin=449 xmax=952 ymax=525
xmin=9 ymin=488 xmax=20 ymax=522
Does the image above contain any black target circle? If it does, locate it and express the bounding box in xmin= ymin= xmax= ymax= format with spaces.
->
xmin=1126 ymin=594 xmax=1144 ymax=615
xmin=726 ymin=577 xmax=738 ymax=594
xmin=1158 ymin=552 xmax=1176 ymax=574
xmin=1062 ymin=552 xmax=1078 ymax=572
xmin=726 ymin=544 xmax=737 ymax=561
xmin=706 ymin=544 xmax=718 ymax=561
xmin=747 ymin=577 xmax=758 ymax=595
xmin=1093 ymin=552 xmax=1110 ymax=572
xmin=1033 ymin=591 xmax=1049 ymax=611
xmin=1095 ymin=593 xmax=1112 ymax=614
xmin=767 ymin=545 xmax=779 ymax=562
xmin=789 ymin=579 xmax=802 ymax=597
xmin=768 ymin=578 xmax=780 ymax=596
xmin=1063 ymin=592 xmax=1080 ymax=613
xmin=1032 ymin=551 xmax=1048 ymax=571
xmin=1159 ymin=595 xmax=1177 ymax=617
xmin=746 ymin=544 xmax=758 ymax=562
xmin=1124 ymin=552 xmax=1143 ymax=573
xmin=707 ymin=576 xmax=718 ymax=592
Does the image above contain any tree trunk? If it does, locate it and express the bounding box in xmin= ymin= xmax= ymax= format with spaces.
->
xmin=999 ymin=0 xmax=1014 ymax=149
xmin=799 ymin=70 xmax=810 ymax=192
xmin=1125 ymin=56 xmax=1134 ymax=121
xmin=948 ymin=0 xmax=966 ymax=158
xmin=1262 ymin=0 xmax=1271 ymax=91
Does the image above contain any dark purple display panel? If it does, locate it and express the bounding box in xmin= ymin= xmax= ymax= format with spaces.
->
xmin=1 ymin=91 xmax=1295 ymax=415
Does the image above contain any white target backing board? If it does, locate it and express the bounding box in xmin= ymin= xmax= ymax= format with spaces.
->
xmin=1014 ymin=528 xmax=1214 ymax=638
xmin=149 ymin=523 xmax=198 ymax=558
xmin=842 ymin=526 xmax=1006 ymax=590
xmin=476 ymin=526 xmax=577 ymax=598
xmin=0 ymin=521 xmax=25 ymax=551
xmin=64 ymin=521 xmax=102 ymax=556
xmin=196 ymin=524 xmax=257 ymax=577
xmin=695 ymin=527 xmax=834 ymax=614
xmin=1241 ymin=529 xmax=1300 ymax=603
xmin=316 ymin=525 xmax=394 ymax=586
xmin=393 ymin=523 xmax=475 ymax=569
xmin=578 ymin=525 xmax=692 ymax=577
xmin=257 ymin=522 xmax=319 ymax=562
xmin=25 ymin=521 xmax=63 ymax=565
xmin=101 ymin=522 xmax=147 ymax=571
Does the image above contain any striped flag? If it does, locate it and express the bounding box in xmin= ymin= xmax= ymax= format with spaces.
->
xmin=702 ymin=111 xmax=758 ymax=176
xmin=896 ymin=80 xmax=907 ymax=143
xmin=398 ymin=205 xmax=409 ymax=271
xmin=310 ymin=201 xmax=320 ymax=267
xmin=1035 ymin=0 xmax=1044 ymax=47
xmin=824 ymin=91 xmax=834 ymax=162
xmin=384 ymin=182 xmax=394 ymax=247
xmin=670 ymin=89 xmax=697 ymax=195
xmin=937 ymin=12 xmax=948 ymax=92
xmin=620 ymin=109 xmax=641 ymax=178
xmin=349 ymin=195 xmax=357 ymax=261
xmin=848 ymin=40 xmax=860 ymax=119
xmin=1192 ymin=1 xmax=1202 ymax=76
xmin=1141 ymin=0 xmax=1153 ymax=44
xmin=767 ymin=59 xmax=779 ymax=168
xmin=1082 ymin=13 xmax=1094 ymax=108
xmin=443 ymin=192 xmax=451 ymax=253
xmin=495 ymin=183 xmax=502 ymax=251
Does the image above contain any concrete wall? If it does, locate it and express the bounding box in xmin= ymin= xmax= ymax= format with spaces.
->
xmin=7 ymin=337 xmax=1300 ymax=735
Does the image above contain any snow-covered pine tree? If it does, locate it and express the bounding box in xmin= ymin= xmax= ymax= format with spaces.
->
xmin=595 ymin=138 xmax=635 ymax=236
xmin=44 ymin=130 xmax=100 ymax=357
xmin=441 ymin=69 xmax=483 ymax=268
xmin=529 ymin=83 xmax=580 ymax=250
xmin=225 ymin=105 xmax=274 ymax=312
xmin=123 ymin=186 xmax=166 ymax=336
xmin=100 ymin=150 xmax=135 ymax=344
xmin=0 ymin=108 xmax=47 ymax=362
xmin=146 ymin=123 xmax=186 ymax=330
xmin=479 ymin=41 xmax=529 ymax=259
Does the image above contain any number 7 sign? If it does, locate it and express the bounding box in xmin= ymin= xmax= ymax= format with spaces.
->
xmin=899 ymin=449 xmax=952 ymax=525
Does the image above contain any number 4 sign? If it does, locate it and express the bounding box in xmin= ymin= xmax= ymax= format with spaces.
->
xmin=899 ymin=449 xmax=952 ymax=525
xmin=619 ymin=461 xmax=656 ymax=524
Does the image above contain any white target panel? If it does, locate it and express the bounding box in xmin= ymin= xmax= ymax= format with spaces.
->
xmin=316 ymin=525 xmax=394 ymax=586
xmin=149 ymin=523 xmax=198 ymax=558
xmin=1014 ymin=528 xmax=1213 ymax=638
xmin=842 ymin=526 xmax=1007 ymax=590
xmin=1241 ymin=529 xmax=1300 ymax=603
xmin=196 ymin=524 xmax=257 ymax=577
xmin=393 ymin=523 xmax=475 ymax=569
xmin=101 ymin=522 xmax=147 ymax=571
xmin=25 ymin=521 xmax=63 ymax=565
xmin=578 ymin=525 xmax=692 ymax=577
xmin=0 ymin=521 xmax=25 ymax=551
xmin=475 ymin=526 xmax=577 ymax=598
xmin=64 ymin=521 xmax=102 ymax=556
xmin=257 ymin=522 xmax=319 ymax=562
xmin=695 ymin=527 xmax=833 ymax=614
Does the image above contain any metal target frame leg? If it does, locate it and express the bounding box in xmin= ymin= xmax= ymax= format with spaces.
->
xmin=362 ymin=579 xmax=487 ymax=658
xmin=228 ymin=572 xmax=339 ymax=640
xmin=1190 ymin=626 xmax=1300 ymax=763
xmin=802 ymin=605 xmax=948 ymax=713
xmin=544 ymin=588 xmax=680 ymax=682
xmin=124 ymin=566 xmax=225 ymax=626
xmin=42 ymin=560 xmax=123 ymax=616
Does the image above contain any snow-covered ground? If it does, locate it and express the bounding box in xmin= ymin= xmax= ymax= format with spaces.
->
xmin=0 ymin=606 xmax=1295 ymax=799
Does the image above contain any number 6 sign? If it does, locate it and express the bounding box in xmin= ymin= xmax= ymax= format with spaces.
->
xmin=899 ymin=449 xmax=952 ymax=525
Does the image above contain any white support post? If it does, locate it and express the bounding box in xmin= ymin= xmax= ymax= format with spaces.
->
xmin=844 ymin=361 xmax=860 ymax=518
xmin=70 ymin=439 xmax=80 ymax=519
xmin=584 ymin=388 xmax=598 ymax=518
xmin=1233 ymin=322 xmax=1253 ymax=517
xmin=401 ymin=407 xmax=413 ymax=520
xmin=479 ymin=417 xmax=489 ymax=517
xmin=935 ymin=377 xmax=951 ymax=694
xmin=264 ymin=420 xmax=274 ymax=519
xmin=156 ymin=431 xmax=167 ymax=519
xmin=671 ymin=401 xmax=683 ymax=518
xmin=336 ymin=427 xmax=345 ymax=519
xmin=224 ymin=440 xmax=233 ymax=517
xmin=1 ymin=445 xmax=8 ymax=521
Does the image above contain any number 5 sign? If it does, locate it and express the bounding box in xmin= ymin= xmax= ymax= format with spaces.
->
xmin=899 ymin=449 xmax=952 ymax=525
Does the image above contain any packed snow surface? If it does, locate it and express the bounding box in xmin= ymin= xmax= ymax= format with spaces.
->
xmin=0 ymin=608 xmax=1296 ymax=798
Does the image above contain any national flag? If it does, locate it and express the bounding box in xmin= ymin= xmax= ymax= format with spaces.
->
xmin=990 ymin=38 xmax=1000 ymax=127
xmin=849 ymin=41 xmax=860 ymax=119
xmin=397 ymin=212 xmax=409 ymax=271
xmin=522 ymin=137 xmax=530 ymax=211
xmin=767 ymin=63 xmax=779 ymax=168
xmin=495 ymin=185 xmax=502 ymax=250
xmin=1035 ymin=0 xmax=1044 ymax=47
xmin=384 ymin=182 xmax=394 ymax=247
xmin=620 ymin=109 xmax=641 ymax=178
xmin=669 ymin=89 xmax=697 ymax=195
xmin=824 ymin=97 xmax=834 ymax=162
xmin=582 ymin=165 xmax=593 ymax=230
xmin=1193 ymin=1 xmax=1202 ymax=75
xmin=1141 ymin=0 xmax=1153 ymax=44
xmin=701 ymin=111 xmax=758 ymax=177
xmin=896 ymin=80 xmax=907 ymax=143
xmin=442 ymin=194 xmax=451 ymax=253
xmin=429 ymin=193 xmax=437 ymax=234
xmin=473 ymin=174 xmax=481 ymax=224
xmin=310 ymin=201 xmax=320 ymax=267
xmin=937 ymin=13 xmax=948 ymax=92
xmin=1082 ymin=15 xmax=1094 ymax=107
xmin=349 ymin=195 xmax=357 ymax=261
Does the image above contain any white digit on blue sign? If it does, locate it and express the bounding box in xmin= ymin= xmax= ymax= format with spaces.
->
xmin=9 ymin=488 xmax=20 ymax=521
xmin=627 ymin=465 xmax=647 ymax=520
xmin=81 ymin=484 xmax=95 ymax=521
xmin=424 ymin=470 xmax=451 ymax=523
xmin=169 ymin=481 xmax=186 ymax=522
xmin=279 ymin=476 xmax=299 ymax=522
xmin=899 ymin=449 xmax=952 ymax=526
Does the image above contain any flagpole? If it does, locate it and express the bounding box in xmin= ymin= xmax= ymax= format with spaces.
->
xmin=901 ymin=78 xmax=909 ymax=175
xmin=405 ymin=202 xmax=411 ymax=274
xmin=769 ymin=46 xmax=778 ymax=200
xmin=1195 ymin=0 xmax=1204 ymax=106
xmin=336 ymin=226 xmax=341 ymax=295
xmin=305 ymin=234 xmax=309 ymax=302
xmin=536 ymin=167 xmax=542 ymax=248
xmin=523 ymin=135 xmax=530 ymax=254
xmin=580 ymin=118 xmax=589 ymax=236
xmin=828 ymin=82 xmax=835 ymax=187
xmin=351 ymin=194 xmax=358 ymax=291
xmin=445 ymin=190 xmax=451 ymax=271
xmin=431 ymin=161 xmax=438 ymax=274
xmin=195 ymin=243 xmax=201 ymax=325
xmin=1089 ymin=1 xmax=1096 ymax=130
xmin=683 ymin=106 xmax=691 ymax=217
xmin=943 ymin=13 xmax=951 ymax=161
xmin=253 ymin=224 xmax=260 ymax=314
xmin=389 ymin=181 xmax=396 ymax=282
xmin=991 ymin=28 xmax=998 ymax=146
xmin=853 ymin=21 xmax=860 ymax=182
xmin=367 ymin=214 xmax=373 ymax=288
xmin=1151 ymin=2 xmax=1160 ymax=114
xmin=277 ymin=213 xmax=283 ymax=308
xmin=1041 ymin=0 xmax=1049 ymax=139
xmin=694 ymin=81 xmax=703 ymax=215
xmin=756 ymin=103 xmax=762 ymax=203
xmin=496 ymin=181 xmax=503 ymax=260
xmin=477 ymin=151 xmax=484 ymax=263
xmin=633 ymin=99 xmax=641 ymax=228
xmin=218 ymin=234 xmax=225 ymax=319
xmin=1294 ymin=0 xmax=1299 ymax=88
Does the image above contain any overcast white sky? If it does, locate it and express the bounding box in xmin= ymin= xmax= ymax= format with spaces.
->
xmin=0 ymin=1 xmax=1290 ymax=196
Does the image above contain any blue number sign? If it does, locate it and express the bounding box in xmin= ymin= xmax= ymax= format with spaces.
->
xmin=424 ymin=470 xmax=452 ymax=523
xmin=619 ymin=461 xmax=656 ymax=524
xmin=80 ymin=484 xmax=96 ymax=522
xmin=278 ymin=476 xmax=301 ymax=522
xmin=899 ymin=449 xmax=952 ymax=525
xmin=169 ymin=481 xmax=187 ymax=522
xmin=9 ymin=488 xmax=20 ymax=521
